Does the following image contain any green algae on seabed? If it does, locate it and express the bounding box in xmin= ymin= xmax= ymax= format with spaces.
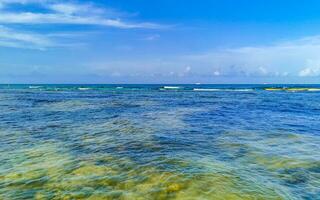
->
xmin=214 ymin=131 xmax=320 ymax=198
xmin=40 ymin=100 xmax=96 ymax=112
xmin=0 ymin=142 xmax=288 ymax=200
xmin=0 ymin=121 xmax=315 ymax=199
xmin=77 ymin=117 xmax=156 ymax=149
xmin=141 ymin=107 xmax=205 ymax=131
xmin=264 ymin=87 xmax=320 ymax=92
xmin=39 ymin=98 xmax=159 ymax=112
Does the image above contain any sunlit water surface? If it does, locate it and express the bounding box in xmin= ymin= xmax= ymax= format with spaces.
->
xmin=0 ymin=84 xmax=319 ymax=200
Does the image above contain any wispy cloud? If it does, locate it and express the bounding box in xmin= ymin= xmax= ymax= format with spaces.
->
xmin=0 ymin=0 xmax=48 ymax=8
xmin=0 ymin=0 xmax=162 ymax=29
xmin=0 ymin=13 xmax=161 ymax=28
xmin=143 ymin=34 xmax=160 ymax=41
xmin=0 ymin=25 xmax=53 ymax=50
xmin=0 ymin=25 xmax=89 ymax=49
xmin=298 ymin=60 xmax=320 ymax=77
xmin=184 ymin=35 xmax=320 ymax=77
xmin=0 ymin=0 xmax=163 ymax=49
xmin=85 ymin=34 xmax=320 ymax=79
xmin=0 ymin=0 xmax=47 ymax=4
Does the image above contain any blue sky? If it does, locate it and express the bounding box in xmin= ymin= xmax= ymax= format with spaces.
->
xmin=1 ymin=0 xmax=320 ymax=83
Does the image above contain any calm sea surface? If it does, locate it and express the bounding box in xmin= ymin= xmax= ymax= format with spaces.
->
xmin=0 ymin=84 xmax=319 ymax=199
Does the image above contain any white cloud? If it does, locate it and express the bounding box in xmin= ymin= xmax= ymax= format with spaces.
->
xmin=169 ymin=71 xmax=175 ymax=76
xmin=298 ymin=60 xmax=320 ymax=77
xmin=185 ymin=66 xmax=191 ymax=73
xmin=0 ymin=25 xmax=87 ymax=49
xmin=299 ymin=67 xmax=320 ymax=77
xmin=184 ymin=35 xmax=320 ymax=77
xmin=258 ymin=67 xmax=268 ymax=75
xmin=81 ymin=34 xmax=320 ymax=80
xmin=0 ymin=0 xmax=46 ymax=4
xmin=178 ymin=66 xmax=192 ymax=77
xmin=213 ymin=71 xmax=220 ymax=76
xmin=0 ymin=0 xmax=163 ymax=49
xmin=0 ymin=0 xmax=49 ymax=8
xmin=144 ymin=34 xmax=160 ymax=41
xmin=0 ymin=25 xmax=53 ymax=49
xmin=0 ymin=1 xmax=162 ymax=29
xmin=49 ymin=3 xmax=95 ymax=15
xmin=0 ymin=12 xmax=160 ymax=28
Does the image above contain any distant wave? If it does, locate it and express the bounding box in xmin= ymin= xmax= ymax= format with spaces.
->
xmin=193 ymin=88 xmax=220 ymax=91
xmin=29 ymin=86 xmax=42 ymax=89
xmin=193 ymin=88 xmax=254 ymax=92
xmin=78 ymin=87 xmax=91 ymax=91
xmin=162 ymin=86 xmax=182 ymax=90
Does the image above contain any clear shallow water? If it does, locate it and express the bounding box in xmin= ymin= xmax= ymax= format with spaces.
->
xmin=0 ymin=84 xmax=319 ymax=200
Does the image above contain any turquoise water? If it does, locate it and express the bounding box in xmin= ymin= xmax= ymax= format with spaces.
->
xmin=0 ymin=84 xmax=319 ymax=199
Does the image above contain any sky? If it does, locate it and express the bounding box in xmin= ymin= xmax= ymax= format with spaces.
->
xmin=1 ymin=0 xmax=320 ymax=84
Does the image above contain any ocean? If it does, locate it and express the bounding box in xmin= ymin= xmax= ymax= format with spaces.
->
xmin=0 ymin=84 xmax=319 ymax=199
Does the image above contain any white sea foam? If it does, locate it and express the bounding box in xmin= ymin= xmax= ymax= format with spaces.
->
xmin=193 ymin=88 xmax=254 ymax=92
xmin=163 ymin=86 xmax=181 ymax=89
xmin=78 ymin=87 xmax=91 ymax=91
xmin=29 ymin=86 xmax=42 ymax=89
xmin=193 ymin=88 xmax=220 ymax=91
